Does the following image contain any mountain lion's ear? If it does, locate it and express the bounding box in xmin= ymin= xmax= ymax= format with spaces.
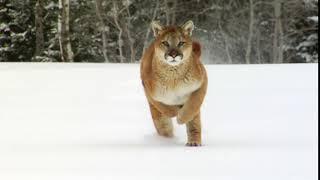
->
xmin=151 ymin=21 xmax=163 ymax=37
xmin=181 ymin=20 xmax=194 ymax=36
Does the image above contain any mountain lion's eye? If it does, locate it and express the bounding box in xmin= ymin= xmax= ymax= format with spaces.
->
xmin=162 ymin=41 xmax=170 ymax=47
xmin=178 ymin=42 xmax=185 ymax=47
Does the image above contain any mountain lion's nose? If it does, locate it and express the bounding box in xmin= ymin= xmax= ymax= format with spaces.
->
xmin=169 ymin=50 xmax=178 ymax=58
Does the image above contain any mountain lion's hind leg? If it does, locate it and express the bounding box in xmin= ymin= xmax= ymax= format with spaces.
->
xmin=149 ymin=103 xmax=173 ymax=137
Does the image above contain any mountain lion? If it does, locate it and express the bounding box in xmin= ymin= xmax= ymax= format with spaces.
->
xmin=140 ymin=20 xmax=208 ymax=146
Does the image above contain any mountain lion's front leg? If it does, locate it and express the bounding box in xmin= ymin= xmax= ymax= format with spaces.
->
xmin=177 ymin=75 xmax=207 ymax=124
xmin=186 ymin=113 xmax=201 ymax=146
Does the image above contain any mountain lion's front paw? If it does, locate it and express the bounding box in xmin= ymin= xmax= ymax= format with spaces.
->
xmin=186 ymin=141 xmax=202 ymax=147
xmin=177 ymin=111 xmax=190 ymax=124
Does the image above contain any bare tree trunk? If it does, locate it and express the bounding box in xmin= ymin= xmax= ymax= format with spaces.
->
xmin=165 ymin=0 xmax=177 ymax=25
xmin=279 ymin=17 xmax=284 ymax=63
xmin=277 ymin=1 xmax=284 ymax=63
xmin=164 ymin=0 xmax=170 ymax=25
xmin=58 ymin=0 xmax=74 ymax=62
xmin=245 ymin=0 xmax=254 ymax=64
xmin=272 ymin=20 xmax=278 ymax=62
xmin=219 ymin=23 xmax=232 ymax=64
xmin=34 ymin=0 xmax=44 ymax=57
xmin=95 ymin=0 xmax=109 ymax=62
xmin=112 ymin=0 xmax=124 ymax=63
xmin=124 ymin=1 xmax=136 ymax=63
xmin=257 ymin=28 xmax=262 ymax=63
xmin=142 ymin=0 xmax=159 ymax=54
xmin=171 ymin=0 xmax=177 ymax=25
xmin=273 ymin=0 xmax=283 ymax=63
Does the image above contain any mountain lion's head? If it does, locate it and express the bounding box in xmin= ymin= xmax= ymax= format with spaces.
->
xmin=151 ymin=20 xmax=195 ymax=66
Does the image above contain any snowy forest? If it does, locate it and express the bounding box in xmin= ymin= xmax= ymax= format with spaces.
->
xmin=0 ymin=0 xmax=318 ymax=64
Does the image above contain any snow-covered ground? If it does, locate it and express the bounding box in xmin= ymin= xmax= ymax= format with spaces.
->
xmin=0 ymin=63 xmax=318 ymax=180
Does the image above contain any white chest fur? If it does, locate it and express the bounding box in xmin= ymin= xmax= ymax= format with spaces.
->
xmin=153 ymin=81 xmax=201 ymax=106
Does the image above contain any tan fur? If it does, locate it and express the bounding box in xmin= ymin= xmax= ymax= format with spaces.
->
xmin=140 ymin=22 xmax=208 ymax=146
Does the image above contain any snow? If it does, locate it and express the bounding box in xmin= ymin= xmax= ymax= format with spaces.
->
xmin=297 ymin=40 xmax=317 ymax=49
xmin=308 ymin=16 xmax=319 ymax=22
xmin=0 ymin=63 xmax=318 ymax=180
xmin=45 ymin=1 xmax=58 ymax=10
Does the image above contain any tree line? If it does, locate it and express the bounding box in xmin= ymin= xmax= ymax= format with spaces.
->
xmin=0 ymin=0 xmax=318 ymax=63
